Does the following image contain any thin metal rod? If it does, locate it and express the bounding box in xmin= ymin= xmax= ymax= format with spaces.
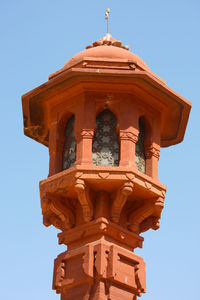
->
xmin=105 ymin=8 xmax=110 ymax=34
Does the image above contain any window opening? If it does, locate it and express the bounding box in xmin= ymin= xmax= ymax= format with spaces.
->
xmin=135 ymin=118 xmax=146 ymax=173
xmin=62 ymin=115 xmax=76 ymax=170
xmin=92 ymin=110 xmax=119 ymax=166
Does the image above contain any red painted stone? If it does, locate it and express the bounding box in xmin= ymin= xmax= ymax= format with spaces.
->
xmin=22 ymin=33 xmax=191 ymax=299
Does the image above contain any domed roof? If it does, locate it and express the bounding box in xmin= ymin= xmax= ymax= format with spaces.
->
xmin=49 ymin=34 xmax=151 ymax=79
xmin=65 ymin=34 xmax=149 ymax=70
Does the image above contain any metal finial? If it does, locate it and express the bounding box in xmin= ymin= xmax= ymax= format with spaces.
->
xmin=105 ymin=8 xmax=110 ymax=33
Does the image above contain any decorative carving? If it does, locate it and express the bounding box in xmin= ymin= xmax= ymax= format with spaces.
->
xmin=145 ymin=181 xmax=152 ymax=190
xmin=82 ymin=62 xmax=88 ymax=67
xmin=48 ymin=194 xmax=75 ymax=229
xmin=92 ymin=110 xmax=119 ymax=166
xmin=74 ymin=179 xmax=93 ymax=222
xmin=86 ymin=33 xmax=130 ymax=50
xmin=93 ymin=244 xmax=109 ymax=278
xmin=75 ymin=172 xmax=83 ymax=179
xmin=125 ymin=172 xmax=136 ymax=182
xmin=154 ymin=196 xmax=164 ymax=213
xmin=48 ymin=215 xmax=66 ymax=231
xmin=108 ymin=244 xmax=146 ymax=295
xmin=82 ymin=245 xmax=94 ymax=277
xmin=54 ymin=260 xmax=65 ymax=289
xmin=129 ymin=63 xmax=137 ymax=70
xmin=99 ymin=222 xmax=107 ymax=231
xmin=111 ymin=181 xmax=134 ymax=223
xmin=80 ymin=129 xmax=94 ymax=139
xmin=24 ymin=125 xmax=43 ymax=138
xmin=41 ymin=193 xmax=75 ymax=230
xmin=57 ymin=217 xmax=143 ymax=249
xmin=53 ymin=245 xmax=93 ymax=293
xmin=98 ymin=172 xmax=110 ymax=179
xmin=129 ymin=201 xmax=155 ymax=233
xmin=161 ymin=190 xmax=166 ymax=197
xmin=53 ymin=242 xmax=145 ymax=297
xmin=135 ymin=261 xmax=146 ymax=295
xmin=139 ymin=216 xmax=160 ymax=233
xmin=145 ymin=145 xmax=160 ymax=160
xmin=119 ymin=232 xmax=126 ymax=240
xmin=129 ymin=197 xmax=164 ymax=234
xmin=120 ymin=131 xmax=138 ymax=143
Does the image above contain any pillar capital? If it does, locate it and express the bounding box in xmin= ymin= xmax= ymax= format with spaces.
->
xmin=145 ymin=143 xmax=160 ymax=160
xmin=119 ymin=130 xmax=138 ymax=143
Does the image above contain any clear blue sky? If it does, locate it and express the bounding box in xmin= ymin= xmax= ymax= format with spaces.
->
xmin=0 ymin=1 xmax=199 ymax=299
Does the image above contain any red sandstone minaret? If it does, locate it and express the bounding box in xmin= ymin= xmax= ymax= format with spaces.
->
xmin=22 ymin=32 xmax=191 ymax=299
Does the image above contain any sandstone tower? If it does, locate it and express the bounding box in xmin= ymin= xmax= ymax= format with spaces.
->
xmin=22 ymin=33 xmax=191 ymax=299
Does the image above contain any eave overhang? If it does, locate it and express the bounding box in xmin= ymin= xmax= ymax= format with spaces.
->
xmin=22 ymin=67 xmax=191 ymax=148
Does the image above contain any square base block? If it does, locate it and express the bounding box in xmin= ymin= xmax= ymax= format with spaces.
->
xmin=53 ymin=239 xmax=146 ymax=300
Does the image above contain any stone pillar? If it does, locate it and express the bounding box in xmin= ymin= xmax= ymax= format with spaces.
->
xmin=119 ymin=129 xmax=138 ymax=169
xmin=49 ymin=120 xmax=64 ymax=176
xmin=145 ymin=143 xmax=160 ymax=180
xmin=75 ymin=96 xmax=95 ymax=166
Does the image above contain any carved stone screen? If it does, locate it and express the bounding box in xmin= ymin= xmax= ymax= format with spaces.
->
xmin=62 ymin=115 xmax=77 ymax=170
xmin=135 ymin=118 xmax=146 ymax=173
xmin=92 ymin=110 xmax=119 ymax=166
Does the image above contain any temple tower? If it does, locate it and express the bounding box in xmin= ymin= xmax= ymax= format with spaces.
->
xmin=22 ymin=33 xmax=191 ymax=299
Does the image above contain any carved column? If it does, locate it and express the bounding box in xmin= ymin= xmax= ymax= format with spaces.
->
xmin=75 ymin=129 xmax=94 ymax=166
xmin=49 ymin=121 xmax=64 ymax=176
xmin=145 ymin=143 xmax=160 ymax=180
xmin=119 ymin=130 xmax=138 ymax=168
xmin=75 ymin=96 xmax=95 ymax=166
xmin=118 ymin=100 xmax=139 ymax=169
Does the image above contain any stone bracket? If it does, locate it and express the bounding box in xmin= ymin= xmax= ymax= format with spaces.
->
xmin=74 ymin=178 xmax=93 ymax=222
xmin=128 ymin=196 xmax=164 ymax=233
xmin=41 ymin=193 xmax=75 ymax=231
xmin=111 ymin=181 xmax=134 ymax=223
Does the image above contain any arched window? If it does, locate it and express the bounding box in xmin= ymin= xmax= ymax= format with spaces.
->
xmin=135 ymin=118 xmax=146 ymax=173
xmin=62 ymin=115 xmax=76 ymax=170
xmin=92 ymin=109 xmax=119 ymax=166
